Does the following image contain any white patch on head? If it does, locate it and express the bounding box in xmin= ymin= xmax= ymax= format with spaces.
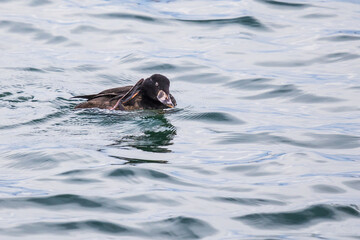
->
xmin=155 ymin=82 xmax=159 ymax=87
xmin=157 ymin=90 xmax=165 ymax=101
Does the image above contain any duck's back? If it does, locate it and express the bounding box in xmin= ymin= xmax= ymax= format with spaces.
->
xmin=74 ymin=86 xmax=133 ymax=109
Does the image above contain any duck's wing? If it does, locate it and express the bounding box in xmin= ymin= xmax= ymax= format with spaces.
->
xmin=120 ymin=79 xmax=144 ymax=104
xmin=72 ymin=86 xmax=133 ymax=100
xmin=73 ymin=78 xmax=145 ymax=110
xmin=108 ymin=78 xmax=144 ymax=110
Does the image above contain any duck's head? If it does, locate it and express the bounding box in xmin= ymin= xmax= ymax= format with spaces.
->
xmin=142 ymin=74 xmax=175 ymax=108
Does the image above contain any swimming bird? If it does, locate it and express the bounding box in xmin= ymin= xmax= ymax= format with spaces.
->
xmin=73 ymin=74 xmax=176 ymax=110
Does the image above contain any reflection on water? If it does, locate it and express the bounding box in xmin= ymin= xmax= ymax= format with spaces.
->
xmin=0 ymin=0 xmax=360 ymax=239
xmin=110 ymin=113 xmax=176 ymax=153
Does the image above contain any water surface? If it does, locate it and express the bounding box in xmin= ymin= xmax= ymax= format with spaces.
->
xmin=1 ymin=0 xmax=360 ymax=239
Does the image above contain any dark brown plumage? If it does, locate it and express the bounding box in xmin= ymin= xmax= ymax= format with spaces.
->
xmin=73 ymin=74 xmax=176 ymax=110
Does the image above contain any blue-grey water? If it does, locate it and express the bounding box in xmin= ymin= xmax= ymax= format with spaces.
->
xmin=1 ymin=0 xmax=360 ymax=239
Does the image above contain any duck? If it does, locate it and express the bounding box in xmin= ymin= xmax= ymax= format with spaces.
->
xmin=73 ymin=74 xmax=176 ymax=110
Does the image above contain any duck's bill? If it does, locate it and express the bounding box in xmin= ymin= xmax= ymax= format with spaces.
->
xmin=157 ymin=90 xmax=174 ymax=108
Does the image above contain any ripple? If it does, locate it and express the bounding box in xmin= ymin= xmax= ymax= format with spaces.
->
xmin=91 ymin=12 xmax=162 ymax=23
xmin=320 ymin=35 xmax=360 ymax=42
xmin=0 ymin=110 xmax=65 ymax=130
xmin=242 ymin=84 xmax=342 ymax=103
xmin=3 ymin=150 xmax=59 ymax=170
xmin=0 ymin=20 xmax=69 ymax=44
xmin=96 ymin=73 xmax=130 ymax=83
xmin=343 ymin=180 xmax=360 ymax=191
xmin=0 ymin=20 xmax=37 ymax=33
xmin=107 ymin=167 xmax=195 ymax=186
xmin=3 ymin=217 xmax=216 ymax=238
xmin=223 ymin=164 xmax=261 ymax=172
xmin=177 ymin=16 xmax=268 ymax=30
xmin=57 ymin=169 xmax=94 ymax=176
xmin=29 ymin=0 xmax=52 ymax=7
xmin=132 ymin=63 xmax=178 ymax=72
xmin=219 ymin=132 xmax=360 ymax=149
xmin=131 ymin=60 xmax=207 ymax=74
xmin=257 ymin=52 xmax=360 ymax=67
xmin=320 ymin=52 xmax=360 ymax=63
xmin=243 ymin=84 xmax=301 ymax=99
xmin=4 ymin=220 xmax=141 ymax=236
xmin=71 ymin=25 xmax=107 ymax=34
xmin=234 ymin=204 xmax=360 ymax=229
xmin=73 ymin=109 xmax=140 ymax=126
xmin=179 ymin=111 xmax=245 ymax=124
xmin=0 ymin=194 xmax=137 ymax=213
xmin=110 ymin=155 xmax=168 ymax=164
xmin=74 ymin=64 xmax=104 ymax=72
xmin=44 ymin=66 xmax=65 ymax=72
xmin=223 ymin=163 xmax=281 ymax=177
xmin=143 ymin=216 xmax=217 ymax=239
xmin=325 ymin=106 xmax=360 ymax=112
xmin=121 ymin=194 xmax=180 ymax=206
xmin=256 ymin=0 xmax=311 ymax=8
xmin=61 ymin=178 xmax=101 ymax=184
xmin=302 ymin=13 xmax=337 ymax=19
xmin=6 ymin=67 xmax=46 ymax=73
xmin=0 ymin=91 xmax=12 ymax=98
xmin=176 ymin=72 xmax=230 ymax=84
xmin=224 ymin=78 xmax=274 ymax=90
xmin=312 ymin=184 xmax=346 ymax=194
xmin=213 ymin=197 xmax=286 ymax=206
xmin=46 ymin=36 xmax=68 ymax=44
xmin=291 ymin=94 xmax=341 ymax=103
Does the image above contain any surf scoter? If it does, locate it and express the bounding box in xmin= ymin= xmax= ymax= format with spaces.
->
xmin=73 ymin=74 xmax=176 ymax=110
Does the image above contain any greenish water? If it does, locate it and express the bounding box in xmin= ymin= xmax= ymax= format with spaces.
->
xmin=1 ymin=0 xmax=360 ymax=239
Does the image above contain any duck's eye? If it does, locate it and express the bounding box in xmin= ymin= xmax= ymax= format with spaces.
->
xmin=155 ymin=82 xmax=159 ymax=87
